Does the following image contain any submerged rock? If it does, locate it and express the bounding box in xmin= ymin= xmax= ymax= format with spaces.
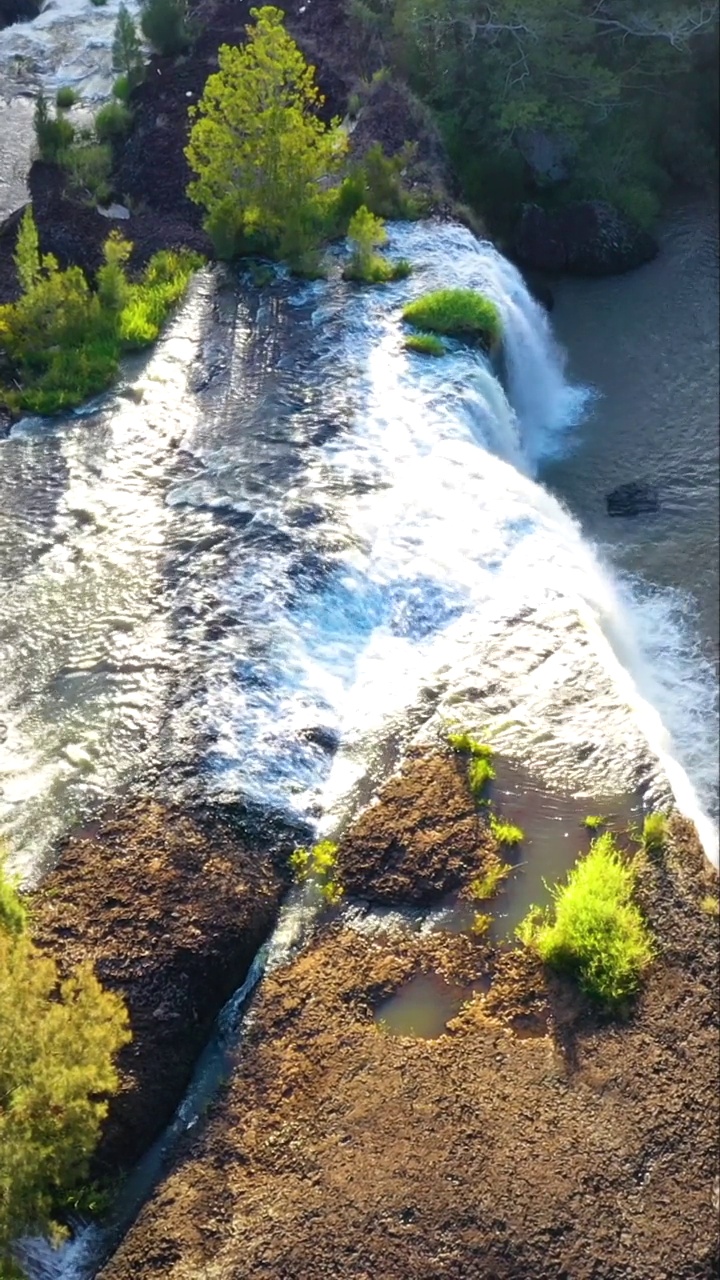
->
xmin=606 ymin=481 xmax=660 ymax=517
xmin=513 ymin=201 xmax=658 ymax=277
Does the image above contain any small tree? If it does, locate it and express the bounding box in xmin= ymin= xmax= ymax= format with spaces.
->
xmin=0 ymin=860 xmax=130 ymax=1271
xmin=347 ymin=205 xmax=387 ymax=274
xmin=140 ymin=0 xmax=191 ymax=56
xmin=13 ymin=209 xmax=41 ymax=295
xmin=112 ymin=4 xmax=145 ymax=89
xmin=186 ymin=5 xmax=348 ymax=264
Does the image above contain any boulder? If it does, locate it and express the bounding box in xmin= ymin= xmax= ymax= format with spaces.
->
xmin=606 ymin=481 xmax=659 ymax=517
xmin=513 ymin=200 xmax=658 ymax=277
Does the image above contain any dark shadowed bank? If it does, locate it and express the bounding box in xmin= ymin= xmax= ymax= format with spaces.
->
xmin=95 ymin=748 xmax=719 ymax=1280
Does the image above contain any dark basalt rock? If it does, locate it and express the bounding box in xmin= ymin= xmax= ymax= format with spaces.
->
xmin=606 ymin=481 xmax=659 ymax=517
xmin=513 ymin=200 xmax=658 ymax=277
xmin=0 ymin=0 xmax=41 ymax=29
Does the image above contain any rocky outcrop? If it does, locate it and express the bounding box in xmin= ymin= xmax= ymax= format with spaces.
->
xmin=99 ymin=807 xmax=719 ymax=1280
xmin=31 ymin=799 xmax=294 ymax=1176
xmin=513 ymin=200 xmax=658 ymax=276
xmin=0 ymin=0 xmax=41 ymax=29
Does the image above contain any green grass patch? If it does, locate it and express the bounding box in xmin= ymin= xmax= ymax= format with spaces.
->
xmin=641 ymin=812 xmax=667 ymax=854
xmin=404 ymin=333 xmax=445 ymax=357
xmin=343 ymin=255 xmax=411 ymax=284
xmin=490 ymin=814 xmax=524 ymax=847
xmin=583 ymin=815 xmax=606 ymax=831
xmin=95 ymin=101 xmax=133 ymax=142
xmin=700 ymin=894 xmax=719 ymax=918
xmin=470 ymin=911 xmax=492 ymax=937
xmin=516 ymin=832 xmax=654 ymax=1007
xmin=402 ymin=288 xmax=501 ymax=349
xmin=470 ymin=858 xmax=512 ymax=901
xmin=290 ymin=840 xmax=343 ymax=905
xmin=468 ymin=755 xmax=496 ymax=799
xmin=446 ymin=730 xmax=493 ymax=759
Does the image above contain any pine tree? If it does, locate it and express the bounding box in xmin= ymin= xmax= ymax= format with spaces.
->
xmin=112 ymin=4 xmax=145 ymax=88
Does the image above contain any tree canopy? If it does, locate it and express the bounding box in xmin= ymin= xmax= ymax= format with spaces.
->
xmin=185 ymin=5 xmax=348 ymax=263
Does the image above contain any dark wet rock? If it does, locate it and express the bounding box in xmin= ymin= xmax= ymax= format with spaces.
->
xmin=0 ymin=0 xmax=40 ymax=28
xmin=521 ymin=269 xmax=554 ymax=312
xmin=513 ymin=201 xmax=658 ymax=277
xmin=30 ymin=799 xmax=296 ymax=1176
xmin=298 ymin=724 xmax=340 ymax=754
xmin=606 ymin=481 xmax=659 ymax=517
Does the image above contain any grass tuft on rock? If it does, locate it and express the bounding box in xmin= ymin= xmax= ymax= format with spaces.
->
xmin=641 ymin=811 xmax=667 ymax=854
xmin=402 ymin=288 xmax=501 ymax=348
xmin=490 ymin=814 xmax=524 ymax=847
xmin=470 ymin=858 xmax=511 ymax=901
xmin=583 ymin=814 xmax=605 ymax=831
xmin=699 ymin=894 xmax=719 ymax=917
xmin=516 ymin=832 xmax=654 ymax=1007
xmin=404 ymin=333 xmax=445 ymax=357
xmin=55 ymin=86 xmax=78 ymax=110
xmin=290 ymin=840 xmax=343 ymax=905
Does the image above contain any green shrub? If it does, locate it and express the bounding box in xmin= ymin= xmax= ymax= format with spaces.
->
xmin=55 ymin=86 xmax=78 ymax=110
xmin=700 ymin=894 xmax=719 ymax=918
xmin=0 ymin=861 xmax=130 ymax=1272
xmin=403 ymin=289 xmax=502 ymax=349
xmin=470 ymin=911 xmax=491 ymax=937
xmin=112 ymin=5 xmax=145 ymax=90
xmin=490 ymin=815 xmax=524 ymax=847
xmin=63 ymin=141 xmax=113 ymax=204
xmin=34 ymin=93 xmax=75 ymax=162
xmin=0 ymin=856 xmax=26 ymax=937
xmin=470 ymin=858 xmax=511 ymax=901
xmin=342 ymin=205 xmax=410 ymax=283
xmin=113 ymin=75 xmax=131 ymax=102
xmin=140 ymin=0 xmax=191 ymax=56
xmin=95 ymin=101 xmax=133 ymax=142
xmin=290 ymin=840 xmax=343 ymax=905
xmin=516 ymin=833 xmax=654 ymax=1007
xmin=361 ymin=142 xmax=420 ymax=219
xmin=404 ymin=333 xmax=445 ymax=357
xmin=641 ymin=812 xmax=667 ymax=854
xmin=0 ymin=212 xmax=202 ymax=417
xmin=583 ymin=815 xmax=606 ymax=831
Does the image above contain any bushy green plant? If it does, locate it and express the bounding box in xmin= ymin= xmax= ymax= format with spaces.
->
xmin=490 ymin=814 xmax=524 ymax=847
xmin=470 ymin=911 xmax=491 ymax=937
xmin=290 ymin=840 xmax=343 ymax=905
xmin=470 ymin=858 xmax=511 ymax=901
xmin=404 ymin=333 xmax=445 ymax=357
xmin=517 ymin=833 xmax=654 ymax=1007
xmin=0 ymin=212 xmax=202 ymax=417
xmin=95 ymin=101 xmax=133 ymax=142
xmin=140 ymin=0 xmax=191 ymax=56
xmin=342 ymin=205 xmax=410 ymax=283
xmin=187 ymin=7 xmax=347 ymax=267
xmin=55 ymin=86 xmax=78 ymax=110
xmin=403 ymin=289 xmax=501 ymax=348
xmin=641 ymin=812 xmax=667 ymax=854
xmin=112 ymin=5 xmax=145 ymax=90
xmin=63 ymin=141 xmax=113 ymax=204
xmin=360 ymin=141 xmax=420 ymax=219
xmin=583 ymin=815 xmax=606 ymax=831
xmin=0 ymin=855 xmax=26 ymax=937
xmin=446 ymin=730 xmax=493 ymax=758
xmin=0 ymin=861 xmax=130 ymax=1273
xmin=700 ymin=894 xmax=719 ymax=918
xmin=34 ymin=93 xmax=75 ymax=162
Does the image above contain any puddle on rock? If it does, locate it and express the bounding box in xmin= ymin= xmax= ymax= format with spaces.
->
xmin=436 ymin=761 xmax=641 ymax=946
xmin=375 ymin=971 xmax=477 ymax=1040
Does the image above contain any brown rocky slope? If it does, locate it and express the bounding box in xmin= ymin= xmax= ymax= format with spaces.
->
xmin=99 ymin=753 xmax=720 ymax=1280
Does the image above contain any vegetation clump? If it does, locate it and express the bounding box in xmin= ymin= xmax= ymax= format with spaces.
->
xmin=403 ymin=289 xmax=502 ymax=348
xmin=55 ymin=86 xmax=78 ymax=110
xmin=186 ymin=6 xmax=348 ymax=268
xmin=490 ymin=814 xmax=524 ymax=847
xmin=342 ymin=206 xmax=410 ymax=283
xmin=470 ymin=858 xmax=512 ymax=902
xmin=467 ymin=755 xmax=496 ymax=798
xmin=95 ymin=101 xmax=133 ymax=142
xmin=0 ymin=856 xmax=130 ymax=1274
xmin=470 ymin=911 xmax=492 ymax=937
xmin=700 ymin=894 xmax=719 ymax=918
xmin=33 ymin=93 xmax=74 ymax=162
xmin=404 ymin=333 xmax=445 ymax=357
xmin=583 ymin=815 xmax=606 ymax=831
xmin=112 ymin=5 xmax=145 ymax=92
xmin=290 ymin=840 xmax=343 ymax=905
xmin=517 ymin=832 xmax=654 ymax=1007
xmin=140 ymin=0 xmax=192 ymax=57
xmin=641 ymin=811 xmax=667 ymax=854
xmin=0 ymin=212 xmax=202 ymax=416
xmin=446 ymin=729 xmax=496 ymax=799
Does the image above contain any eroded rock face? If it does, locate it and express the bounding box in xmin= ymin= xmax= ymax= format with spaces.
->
xmin=31 ymin=799 xmax=293 ymax=1175
xmin=513 ymin=200 xmax=658 ymax=276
